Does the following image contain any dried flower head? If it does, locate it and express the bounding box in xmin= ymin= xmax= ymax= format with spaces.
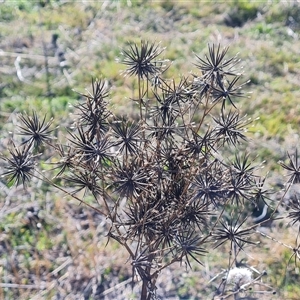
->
xmin=211 ymin=76 xmax=249 ymax=110
xmin=194 ymin=44 xmax=240 ymax=83
xmin=230 ymin=152 xmax=257 ymax=185
xmin=192 ymin=161 xmax=226 ymax=207
xmin=226 ymin=267 xmax=252 ymax=287
xmin=74 ymin=79 xmax=111 ymax=138
xmin=1 ymin=142 xmax=36 ymax=186
xmin=287 ymin=191 xmax=300 ymax=225
xmin=68 ymin=127 xmax=113 ymax=165
xmin=214 ymin=216 xmax=255 ymax=250
xmin=51 ymin=144 xmax=77 ymax=178
xmin=18 ymin=111 xmax=54 ymax=148
xmin=64 ymin=170 xmax=101 ymax=199
xmin=174 ymin=230 xmax=207 ymax=268
xmin=112 ymin=119 xmax=142 ymax=156
xmin=113 ymin=159 xmax=151 ymax=198
xmin=213 ymin=111 xmax=249 ymax=146
xmin=279 ymin=149 xmax=300 ymax=184
xmin=121 ymin=40 xmax=165 ymax=79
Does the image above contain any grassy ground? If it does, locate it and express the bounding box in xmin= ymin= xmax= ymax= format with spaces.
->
xmin=1 ymin=1 xmax=300 ymax=299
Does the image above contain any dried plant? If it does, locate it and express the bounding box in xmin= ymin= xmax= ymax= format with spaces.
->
xmin=2 ymin=41 xmax=296 ymax=299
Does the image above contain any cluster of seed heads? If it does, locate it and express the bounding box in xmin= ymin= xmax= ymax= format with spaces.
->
xmin=1 ymin=41 xmax=299 ymax=299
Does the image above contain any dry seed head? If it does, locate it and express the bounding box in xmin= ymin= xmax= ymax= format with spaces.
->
xmin=226 ymin=267 xmax=252 ymax=287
